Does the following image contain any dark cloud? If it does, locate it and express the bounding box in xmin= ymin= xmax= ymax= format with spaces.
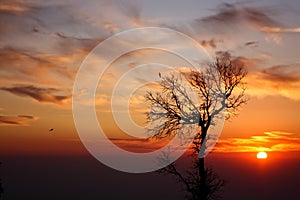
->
xmin=0 ymin=85 xmax=70 ymax=104
xmin=215 ymin=51 xmax=233 ymax=60
xmin=17 ymin=115 xmax=36 ymax=119
xmin=0 ymin=114 xmax=38 ymax=126
xmin=109 ymin=138 xmax=169 ymax=153
xmin=200 ymin=3 xmax=278 ymax=29
xmin=261 ymin=64 xmax=300 ymax=83
xmin=200 ymin=39 xmax=217 ymax=49
xmin=215 ymin=51 xmax=262 ymax=69
xmin=211 ymin=51 xmax=265 ymax=76
xmin=26 ymin=4 xmax=109 ymax=39
xmin=53 ymin=32 xmax=102 ymax=55
xmin=245 ymin=41 xmax=258 ymax=47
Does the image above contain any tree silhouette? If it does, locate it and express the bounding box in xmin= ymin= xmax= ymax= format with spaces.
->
xmin=158 ymin=156 xmax=225 ymax=200
xmin=145 ymin=56 xmax=247 ymax=199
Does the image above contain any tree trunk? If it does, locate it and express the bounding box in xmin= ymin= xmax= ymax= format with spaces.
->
xmin=199 ymin=157 xmax=205 ymax=176
xmin=199 ymin=157 xmax=208 ymax=200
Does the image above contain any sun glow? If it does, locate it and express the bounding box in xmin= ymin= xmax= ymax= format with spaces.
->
xmin=257 ymin=151 xmax=268 ymax=159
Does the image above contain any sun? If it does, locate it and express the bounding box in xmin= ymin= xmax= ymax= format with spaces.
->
xmin=257 ymin=151 xmax=268 ymax=159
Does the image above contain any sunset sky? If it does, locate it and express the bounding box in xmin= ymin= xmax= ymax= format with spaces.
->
xmin=1 ymin=0 xmax=299 ymax=157
xmin=1 ymin=0 xmax=300 ymax=199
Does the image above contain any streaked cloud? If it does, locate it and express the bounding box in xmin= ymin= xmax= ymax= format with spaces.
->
xmin=0 ymin=85 xmax=70 ymax=104
xmin=260 ymin=26 xmax=300 ymax=33
xmin=0 ymin=114 xmax=38 ymax=126
xmin=0 ymin=0 xmax=31 ymax=15
xmin=109 ymin=137 xmax=170 ymax=153
xmin=0 ymin=47 xmax=75 ymax=83
xmin=69 ymin=131 xmax=300 ymax=153
xmin=214 ymin=131 xmax=300 ymax=152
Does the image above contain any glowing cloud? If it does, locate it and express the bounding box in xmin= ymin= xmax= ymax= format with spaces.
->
xmin=214 ymin=131 xmax=300 ymax=153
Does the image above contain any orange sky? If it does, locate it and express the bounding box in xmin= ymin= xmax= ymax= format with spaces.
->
xmin=0 ymin=0 xmax=300 ymax=157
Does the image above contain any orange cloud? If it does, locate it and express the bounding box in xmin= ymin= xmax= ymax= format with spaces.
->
xmin=246 ymin=64 xmax=300 ymax=100
xmin=0 ymin=114 xmax=38 ymax=126
xmin=0 ymin=1 xmax=30 ymax=14
xmin=260 ymin=26 xmax=300 ymax=33
xmin=214 ymin=131 xmax=300 ymax=152
xmin=0 ymin=47 xmax=79 ymax=87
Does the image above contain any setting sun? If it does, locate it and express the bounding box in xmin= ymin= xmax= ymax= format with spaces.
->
xmin=257 ymin=151 xmax=268 ymax=159
xmin=1 ymin=0 xmax=300 ymax=199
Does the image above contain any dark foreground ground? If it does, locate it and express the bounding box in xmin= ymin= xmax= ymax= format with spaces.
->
xmin=0 ymin=152 xmax=299 ymax=200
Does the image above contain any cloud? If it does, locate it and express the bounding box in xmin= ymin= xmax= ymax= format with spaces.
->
xmin=200 ymin=39 xmax=217 ymax=49
xmin=193 ymin=50 xmax=300 ymax=100
xmin=109 ymin=137 xmax=170 ymax=153
xmin=0 ymin=114 xmax=38 ymax=126
xmin=0 ymin=47 xmax=75 ymax=82
xmin=200 ymin=3 xmax=278 ymax=29
xmin=261 ymin=64 xmax=300 ymax=83
xmin=0 ymin=1 xmax=110 ymax=61
xmin=212 ymin=52 xmax=300 ymax=100
xmin=0 ymin=0 xmax=144 ymax=99
xmin=214 ymin=131 xmax=300 ymax=152
xmin=246 ymin=64 xmax=300 ymax=100
xmin=83 ymin=130 xmax=300 ymax=153
xmin=258 ymin=26 xmax=300 ymax=44
xmin=215 ymin=51 xmax=263 ymax=70
xmin=0 ymin=0 xmax=299 ymax=107
xmin=260 ymin=26 xmax=300 ymax=33
xmin=0 ymin=0 xmax=32 ymax=15
xmin=233 ymin=56 xmax=262 ymax=70
xmin=245 ymin=41 xmax=258 ymax=47
xmin=113 ymin=0 xmax=141 ymax=26
xmin=178 ymin=3 xmax=290 ymax=48
xmin=0 ymin=85 xmax=70 ymax=104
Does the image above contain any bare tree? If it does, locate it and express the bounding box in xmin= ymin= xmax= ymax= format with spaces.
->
xmin=158 ymin=156 xmax=225 ymax=200
xmin=145 ymin=56 xmax=247 ymax=199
